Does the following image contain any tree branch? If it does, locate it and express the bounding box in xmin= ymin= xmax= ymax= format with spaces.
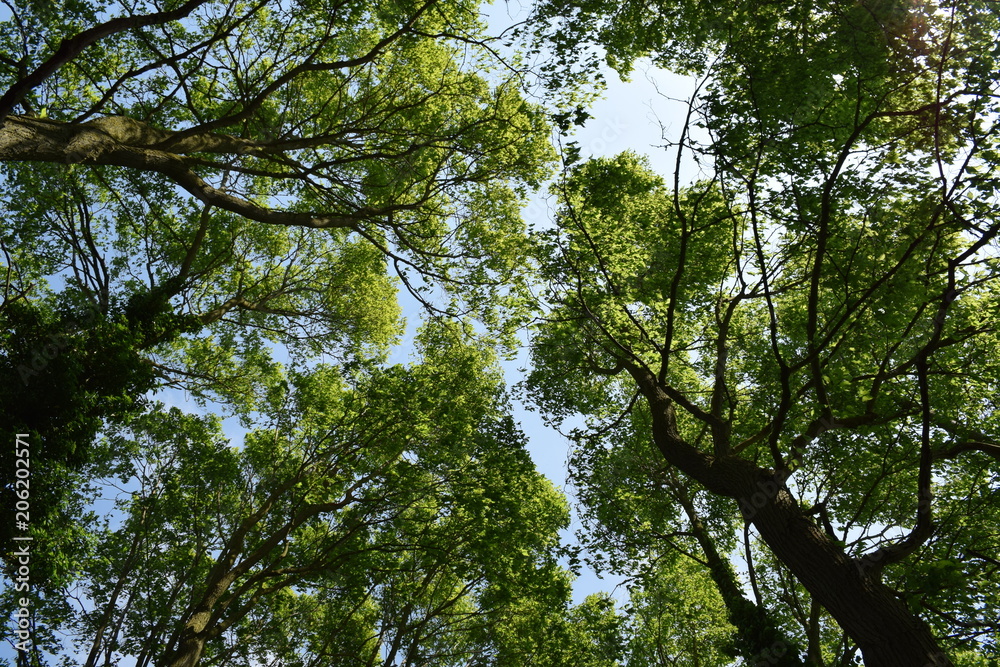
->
xmin=0 ymin=0 xmax=213 ymax=119
xmin=0 ymin=115 xmax=365 ymax=228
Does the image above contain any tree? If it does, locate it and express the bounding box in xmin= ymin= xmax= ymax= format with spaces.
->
xmin=0 ymin=0 xmax=554 ymax=393
xmin=0 ymin=0 xmax=552 ymax=273
xmin=525 ymin=0 xmax=1000 ymax=653
xmin=0 ymin=0 xmax=553 ymax=570
xmin=10 ymin=325 xmax=604 ymax=667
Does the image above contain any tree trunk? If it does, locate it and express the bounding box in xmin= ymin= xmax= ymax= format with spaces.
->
xmin=163 ymin=610 xmax=211 ymax=667
xmin=743 ymin=475 xmax=947 ymax=666
xmin=636 ymin=376 xmax=952 ymax=666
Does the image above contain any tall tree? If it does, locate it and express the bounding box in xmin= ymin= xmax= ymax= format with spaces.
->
xmin=0 ymin=0 xmax=554 ymax=564
xmin=10 ymin=325 xmax=611 ymax=667
xmin=0 ymin=0 xmax=554 ymax=399
xmin=527 ymin=64 xmax=1000 ymax=660
xmin=522 ymin=2 xmax=1000 ymax=662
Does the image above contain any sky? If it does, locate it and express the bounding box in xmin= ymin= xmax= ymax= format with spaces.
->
xmin=509 ymin=69 xmax=699 ymax=604
xmin=376 ymin=1 xmax=706 ymax=607
xmin=471 ymin=1 xmax=706 ymax=604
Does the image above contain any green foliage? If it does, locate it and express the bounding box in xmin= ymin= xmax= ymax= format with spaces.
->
xmin=0 ymin=293 xmax=159 ymax=576
xmin=12 ymin=331 xmax=581 ymax=666
xmin=525 ymin=0 xmax=1000 ymax=662
xmin=530 ymin=153 xmax=734 ymax=422
xmin=1 ymin=0 xmax=556 ymax=612
xmin=625 ymin=554 xmax=736 ymax=667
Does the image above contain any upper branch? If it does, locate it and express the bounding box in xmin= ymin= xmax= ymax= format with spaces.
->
xmin=0 ymin=0 xmax=213 ymax=119
xmin=0 ymin=115 xmax=367 ymax=228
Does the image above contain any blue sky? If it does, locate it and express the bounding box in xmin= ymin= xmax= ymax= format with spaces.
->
xmin=475 ymin=1 xmax=704 ymax=603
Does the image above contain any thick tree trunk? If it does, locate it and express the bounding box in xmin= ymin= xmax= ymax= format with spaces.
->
xmin=163 ymin=613 xmax=211 ymax=667
xmin=160 ymin=592 xmax=225 ymax=667
xmin=635 ymin=375 xmax=952 ymax=667
xmin=742 ymin=469 xmax=948 ymax=666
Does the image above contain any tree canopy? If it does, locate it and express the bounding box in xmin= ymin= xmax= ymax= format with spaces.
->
xmin=525 ymin=0 xmax=1000 ymax=663
xmin=0 ymin=0 xmax=552 ymax=550
xmin=46 ymin=327 xmax=587 ymax=667
xmin=2 ymin=0 xmax=999 ymax=665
